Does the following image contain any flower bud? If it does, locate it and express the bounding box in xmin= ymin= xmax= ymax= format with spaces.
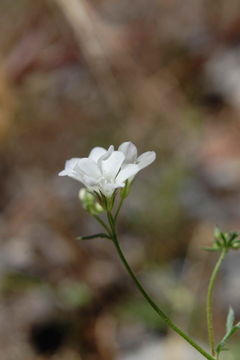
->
xmin=79 ymin=189 xmax=104 ymax=215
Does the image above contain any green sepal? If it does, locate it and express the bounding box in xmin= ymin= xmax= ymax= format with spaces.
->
xmin=120 ymin=180 xmax=131 ymax=199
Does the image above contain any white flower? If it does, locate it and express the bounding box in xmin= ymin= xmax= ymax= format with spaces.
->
xmin=59 ymin=142 xmax=156 ymax=197
xmin=118 ymin=141 xmax=156 ymax=172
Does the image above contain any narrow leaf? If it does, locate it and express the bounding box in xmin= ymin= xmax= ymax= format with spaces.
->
xmin=226 ymin=307 xmax=235 ymax=333
xmin=76 ymin=233 xmax=110 ymax=240
xmin=216 ymin=319 xmax=240 ymax=355
xmin=202 ymin=247 xmax=220 ymax=252
xmin=214 ymin=226 xmax=221 ymax=239
xmin=219 ymin=232 xmax=226 ymax=243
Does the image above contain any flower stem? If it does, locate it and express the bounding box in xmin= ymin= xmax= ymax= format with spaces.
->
xmin=114 ymin=196 xmax=124 ymax=221
xmin=94 ymin=215 xmax=111 ymax=234
xmin=207 ymin=249 xmax=226 ymax=357
xmin=110 ymin=229 xmax=215 ymax=360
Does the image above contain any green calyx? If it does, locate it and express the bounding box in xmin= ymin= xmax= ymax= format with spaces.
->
xmin=120 ymin=180 xmax=131 ymax=199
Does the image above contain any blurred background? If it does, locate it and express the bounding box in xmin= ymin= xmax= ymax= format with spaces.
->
xmin=1 ymin=0 xmax=240 ymax=359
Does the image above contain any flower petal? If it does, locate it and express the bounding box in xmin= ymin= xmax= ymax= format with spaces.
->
xmin=116 ymin=164 xmax=139 ymax=183
xmin=59 ymin=158 xmax=86 ymax=182
xmin=76 ymin=158 xmax=102 ymax=179
xmin=101 ymin=151 xmax=125 ymax=179
xmin=137 ymin=151 xmax=156 ymax=170
xmin=98 ymin=145 xmax=114 ymax=162
xmin=118 ymin=141 xmax=137 ymax=164
xmin=89 ymin=147 xmax=107 ymax=162
xmin=58 ymin=158 xmax=81 ymax=176
xmin=100 ymin=182 xmax=124 ymax=197
xmin=82 ymin=174 xmax=100 ymax=187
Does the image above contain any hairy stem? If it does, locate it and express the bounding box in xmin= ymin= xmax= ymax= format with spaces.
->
xmin=207 ymin=249 xmax=226 ymax=356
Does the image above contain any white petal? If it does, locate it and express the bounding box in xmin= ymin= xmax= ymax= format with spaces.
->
xmin=137 ymin=151 xmax=156 ymax=170
xmin=59 ymin=169 xmax=68 ymax=176
xmin=98 ymin=145 xmax=114 ymax=162
xmin=101 ymin=151 xmax=125 ymax=179
xmin=118 ymin=141 xmax=137 ymax=164
xmin=59 ymin=172 xmax=83 ymax=183
xmin=100 ymin=182 xmax=124 ymax=197
xmin=89 ymin=147 xmax=107 ymax=162
xmin=59 ymin=158 xmax=85 ymax=182
xmin=116 ymin=164 xmax=139 ymax=183
xmin=76 ymin=158 xmax=102 ymax=179
xmin=97 ymin=146 xmax=115 ymax=173
xmin=58 ymin=158 xmax=80 ymax=176
xmin=82 ymin=174 xmax=100 ymax=187
xmin=59 ymin=170 xmax=84 ymax=183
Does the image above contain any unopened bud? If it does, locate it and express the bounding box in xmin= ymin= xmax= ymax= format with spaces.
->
xmin=79 ymin=189 xmax=104 ymax=215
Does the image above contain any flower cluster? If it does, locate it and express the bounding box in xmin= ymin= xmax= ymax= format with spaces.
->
xmin=59 ymin=141 xmax=156 ymax=197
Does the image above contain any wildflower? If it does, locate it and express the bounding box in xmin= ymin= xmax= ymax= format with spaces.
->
xmin=59 ymin=142 xmax=156 ymax=197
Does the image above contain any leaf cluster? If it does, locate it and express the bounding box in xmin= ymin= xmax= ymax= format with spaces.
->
xmin=204 ymin=227 xmax=240 ymax=253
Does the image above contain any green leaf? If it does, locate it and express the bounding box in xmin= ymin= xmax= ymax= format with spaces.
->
xmin=226 ymin=307 xmax=235 ymax=333
xmin=229 ymin=232 xmax=239 ymax=242
xmin=214 ymin=226 xmax=222 ymax=240
xmin=202 ymin=247 xmax=220 ymax=252
xmin=76 ymin=233 xmax=110 ymax=240
xmin=216 ymin=308 xmax=240 ymax=355
xmin=220 ymin=232 xmax=227 ymax=243
xmin=216 ymin=239 xmax=223 ymax=247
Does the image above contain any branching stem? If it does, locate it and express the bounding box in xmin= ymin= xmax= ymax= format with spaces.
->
xmin=104 ymin=211 xmax=216 ymax=360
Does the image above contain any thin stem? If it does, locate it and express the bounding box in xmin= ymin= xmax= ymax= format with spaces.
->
xmin=94 ymin=215 xmax=111 ymax=235
xmin=114 ymin=196 xmax=124 ymax=221
xmin=112 ymin=233 xmax=215 ymax=360
xmin=207 ymin=249 xmax=226 ymax=357
xmin=107 ymin=211 xmax=115 ymax=231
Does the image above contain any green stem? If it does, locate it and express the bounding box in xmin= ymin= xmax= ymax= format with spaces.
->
xmin=94 ymin=215 xmax=111 ymax=235
xmin=207 ymin=249 xmax=226 ymax=357
xmin=114 ymin=196 xmax=124 ymax=221
xmin=111 ymin=231 xmax=215 ymax=360
xmin=107 ymin=211 xmax=115 ymax=231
